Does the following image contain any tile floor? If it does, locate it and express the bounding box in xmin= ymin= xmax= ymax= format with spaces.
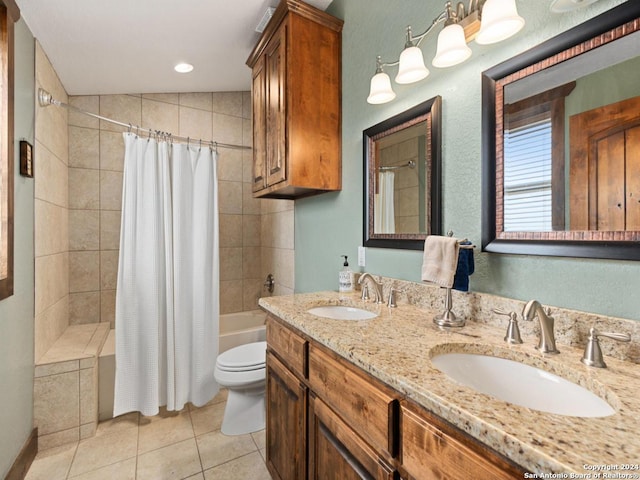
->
xmin=25 ymin=389 xmax=273 ymax=480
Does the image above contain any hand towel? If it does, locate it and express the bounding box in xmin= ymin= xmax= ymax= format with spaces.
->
xmin=421 ymin=235 xmax=460 ymax=288
xmin=452 ymin=241 xmax=474 ymax=292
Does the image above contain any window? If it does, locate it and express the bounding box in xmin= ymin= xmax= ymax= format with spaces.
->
xmin=0 ymin=3 xmax=15 ymax=301
xmin=503 ymin=118 xmax=553 ymax=232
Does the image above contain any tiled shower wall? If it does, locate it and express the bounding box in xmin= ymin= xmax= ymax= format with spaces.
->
xmin=34 ymin=42 xmax=69 ymax=362
xmin=67 ymin=92 xmax=294 ymax=323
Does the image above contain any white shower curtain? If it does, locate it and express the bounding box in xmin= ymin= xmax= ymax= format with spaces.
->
xmin=375 ymin=171 xmax=395 ymax=234
xmin=114 ymin=132 xmax=219 ymax=417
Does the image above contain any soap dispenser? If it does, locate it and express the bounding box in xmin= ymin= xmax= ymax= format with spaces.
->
xmin=339 ymin=255 xmax=354 ymax=293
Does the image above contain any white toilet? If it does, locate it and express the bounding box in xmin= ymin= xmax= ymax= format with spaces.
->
xmin=214 ymin=341 xmax=267 ymax=435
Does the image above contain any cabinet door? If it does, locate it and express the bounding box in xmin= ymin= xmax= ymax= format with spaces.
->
xmin=266 ymin=351 xmax=307 ymax=480
xmin=252 ymin=56 xmax=267 ymax=192
xmin=309 ymin=395 xmax=397 ymax=480
xmin=265 ymin=21 xmax=287 ymax=188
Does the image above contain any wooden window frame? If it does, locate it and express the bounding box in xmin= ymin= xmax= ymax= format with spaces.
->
xmin=0 ymin=0 xmax=18 ymax=301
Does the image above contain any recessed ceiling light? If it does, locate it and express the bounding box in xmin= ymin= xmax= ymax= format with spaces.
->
xmin=174 ymin=63 xmax=194 ymax=73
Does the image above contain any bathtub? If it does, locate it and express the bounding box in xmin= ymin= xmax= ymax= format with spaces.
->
xmin=98 ymin=309 xmax=267 ymax=421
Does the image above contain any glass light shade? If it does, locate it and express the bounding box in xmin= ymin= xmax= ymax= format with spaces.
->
xmin=395 ymin=46 xmax=430 ymax=84
xmin=432 ymin=24 xmax=472 ymax=68
xmin=367 ymin=72 xmax=396 ymax=104
xmin=476 ymin=0 xmax=525 ymax=45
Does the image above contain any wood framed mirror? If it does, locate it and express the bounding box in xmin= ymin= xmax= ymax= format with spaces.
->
xmin=363 ymin=96 xmax=442 ymax=250
xmin=482 ymin=3 xmax=640 ymax=260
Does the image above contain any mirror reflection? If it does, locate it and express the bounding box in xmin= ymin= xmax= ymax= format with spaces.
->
xmin=364 ymin=96 xmax=442 ymax=250
xmin=501 ymin=29 xmax=640 ymax=234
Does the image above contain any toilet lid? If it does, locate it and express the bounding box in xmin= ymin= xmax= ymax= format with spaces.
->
xmin=217 ymin=341 xmax=267 ymax=371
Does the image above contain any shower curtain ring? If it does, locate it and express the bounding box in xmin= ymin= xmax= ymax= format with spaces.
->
xmin=187 ymin=137 xmax=190 ymax=149
xmin=128 ymin=123 xmax=132 ymax=133
xmin=214 ymin=141 xmax=218 ymax=154
xmin=199 ymin=139 xmax=202 ymax=151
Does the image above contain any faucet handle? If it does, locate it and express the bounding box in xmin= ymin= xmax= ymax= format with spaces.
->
xmin=493 ymin=309 xmax=523 ymax=344
xmin=581 ymin=327 xmax=631 ymax=368
xmin=387 ymin=288 xmax=403 ymax=308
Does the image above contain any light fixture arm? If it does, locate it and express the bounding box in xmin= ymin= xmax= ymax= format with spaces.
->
xmin=411 ymin=9 xmax=449 ymax=48
xmin=373 ymin=55 xmax=399 ymax=73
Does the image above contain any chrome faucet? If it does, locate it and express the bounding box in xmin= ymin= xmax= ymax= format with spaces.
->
xmin=523 ymin=300 xmax=559 ymax=354
xmin=358 ymin=273 xmax=384 ymax=304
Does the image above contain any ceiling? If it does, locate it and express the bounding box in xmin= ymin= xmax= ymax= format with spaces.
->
xmin=16 ymin=0 xmax=332 ymax=96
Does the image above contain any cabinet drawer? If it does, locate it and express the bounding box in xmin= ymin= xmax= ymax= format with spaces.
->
xmin=308 ymin=344 xmax=398 ymax=459
xmin=266 ymin=316 xmax=307 ymax=379
xmin=309 ymin=394 xmax=397 ymax=480
xmin=401 ymin=402 xmax=521 ymax=480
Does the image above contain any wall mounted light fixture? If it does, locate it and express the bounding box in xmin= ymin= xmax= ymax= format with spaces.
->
xmin=367 ymin=0 xmax=525 ymax=104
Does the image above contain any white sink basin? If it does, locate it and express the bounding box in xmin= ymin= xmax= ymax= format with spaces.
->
xmin=431 ymin=353 xmax=615 ymax=417
xmin=307 ymin=305 xmax=377 ymax=321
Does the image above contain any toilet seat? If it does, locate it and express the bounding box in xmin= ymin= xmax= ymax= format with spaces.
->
xmin=216 ymin=341 xmax=266 ymax=372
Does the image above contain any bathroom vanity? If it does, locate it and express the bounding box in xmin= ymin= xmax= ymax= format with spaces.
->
xmin=260 ymin=287 xmax=640 ymax=478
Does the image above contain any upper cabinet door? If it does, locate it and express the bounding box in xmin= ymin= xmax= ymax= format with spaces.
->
xmin=265 ymin=24 xmax=287 ymax=189
xmin=252 ymin=56 xmax=267 ymax=193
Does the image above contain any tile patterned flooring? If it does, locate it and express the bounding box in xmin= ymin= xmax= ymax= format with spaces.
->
xmin=25 ymin=389 xmax=273 ymax=480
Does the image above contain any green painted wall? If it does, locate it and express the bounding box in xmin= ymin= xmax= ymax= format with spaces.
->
xmin=295 ymin=0 xmax=640 ymax=321
xmin=0 ymin=18 xmax=36 ymax=477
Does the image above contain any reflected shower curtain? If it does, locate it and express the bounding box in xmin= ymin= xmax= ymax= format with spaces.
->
xmin=114 ymin=132 xmax=219 ymax=417
xmin=375 ymin=171 xmax=395 ymax=234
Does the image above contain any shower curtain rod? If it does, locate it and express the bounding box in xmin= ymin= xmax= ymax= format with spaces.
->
xmin=37 ymin=88 xmax=251 ymax=152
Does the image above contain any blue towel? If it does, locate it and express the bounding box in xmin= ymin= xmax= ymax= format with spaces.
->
xmin=452 ymin=242 xmax=474 ymax=292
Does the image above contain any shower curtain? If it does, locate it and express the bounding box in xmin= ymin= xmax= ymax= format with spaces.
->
xmin=114 ymin=132 xmax=219 ymax=417
xmin=375 ymin=171 xmax=396 ymax=234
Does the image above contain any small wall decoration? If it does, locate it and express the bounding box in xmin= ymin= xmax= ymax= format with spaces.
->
xmin=20 ymin=140 xmax=33 ymax=178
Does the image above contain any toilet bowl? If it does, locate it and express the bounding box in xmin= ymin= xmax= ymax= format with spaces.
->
xmin=214 ymin=340 xmax=267 ymax=435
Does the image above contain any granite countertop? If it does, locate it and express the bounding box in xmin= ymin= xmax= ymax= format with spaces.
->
xmin=259 ymin=291 xmax=640 ymax=475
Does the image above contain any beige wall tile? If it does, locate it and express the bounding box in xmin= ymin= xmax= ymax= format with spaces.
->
xmin=242 ymin=150 xmax=253 ymax=184
xmin=35 ymin=200 xmax=68 ymax=257
xmin=80 ymin=422 xmax=97 ymax=441
xmin=100 ymin=170 xmax=123 ymax=211
xmin=273 ymin=210 xmax=295 ymax=250
xmin=142 ymin=93 xmax=179 ymax=105
xmin=219 ymin=214 xmax=242 ymax=247
xmin=179 ymin=106 xmax=212 ymax=141
xmin=69 ymin=168 xmax=100 ymax=210
xmin=101 ymin=210 xmax=121 ymax=250
xmin=35 ymin=42 xmax=68 ymax=106
xmin=218 ymin=181 xmax=242 ymax=215
xmin=34 ymin=296 xmax=69 ymax=363
xmin=101 ymin=290 xmax=116 ymax=326
xmin=212 ymin=113 xmax=242 ymax=147
xmin=142 ymin=98 xmax=179 ymax=134
xmin=212 ymin=92 xmax=242 ymax=117
xmin=79 ymin=366 xmax=98 ymax=425
xmin=242 ymin=183 xmax=261 ymax=215
xmin=242 ymin=247 xmax=262 ymax=280
xmin=100 ymin=130 xmax=125 ymax=172
xmin=35 ymin=359 xmax=78 ymax=378
xmin=220 ymin=247 xmax=243 ymax=281
xmin=99 ymin=95 xmax=142 ymax=133
xmin=274 ymin=248 xmax=295 ymax=291
xmin=34 ymin=370 xmax=79 ymax=435
xmin=242 ymin=91 xmax=251 ymax=120
xmin=35 ymin=92 xmax=69 ymax=165
xmin=243 ymin=279 xmax=262 ymax=311
xmin=69 ymin=251 xmax=100 ymax=293
xmin=69 ymin=210 xmax=100 ymax=251
xmin=180 ymin=92 xmax=213 ymax=111
xmin=35 ymin=253 xmax=69 ymax=316
xmin=242 ymin=215 xmax=261 ymax=247
xmin=69 ymin=292 xmax=101 ymax=325
xmin=35 ymin=141 xmax=68 ymax=207
xmin=217 ymin=148 xmax=243 ymax=182
xmin=242 ymin=118 xmax=252 ymax=147
xmin=69 ymin=126 xmax=100 ymax=169
xmin=69 ymin=96 xmax=100 ymax=128
xmin=220 ymin=280 xmax=243 ymax=315
xmin=100 ymin=251 xmax=119 ymax=290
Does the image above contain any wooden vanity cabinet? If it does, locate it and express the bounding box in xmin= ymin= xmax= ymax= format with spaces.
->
xmin=265 ymin=315 xmax=525 ymax=480
xmin=246 ymin=0 xmax=343 ymax=199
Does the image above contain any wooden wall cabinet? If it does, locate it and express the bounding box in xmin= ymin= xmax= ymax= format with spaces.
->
xmin=265 ymin=315 xmax=524 ymax=480
xmin=246 ymin=0 xmax=343 ymax=199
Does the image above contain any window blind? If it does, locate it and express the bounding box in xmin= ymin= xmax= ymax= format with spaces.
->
xmin=503 ymin=118 xmax=553 ymax=232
